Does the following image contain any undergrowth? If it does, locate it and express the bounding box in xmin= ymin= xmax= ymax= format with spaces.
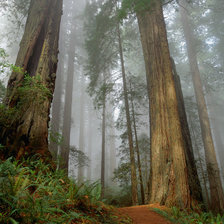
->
xmin=0 ymin=156 xmax=130 ymax=224
xmin=152 ymin=206 xmax=224 ymax=224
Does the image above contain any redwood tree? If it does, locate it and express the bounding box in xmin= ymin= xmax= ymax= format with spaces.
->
xmin=136 ymin=0 xmax=202 ymax=208
xmin=0 ymin=0 xmax=63 ymax=160
xmin=179 ymin=0 xmax=224 ymax=212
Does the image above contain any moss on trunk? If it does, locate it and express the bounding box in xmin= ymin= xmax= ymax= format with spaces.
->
xmin=0 ymin=0 xmax=63 ymax=161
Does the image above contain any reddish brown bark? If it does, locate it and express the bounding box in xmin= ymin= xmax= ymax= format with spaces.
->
xmin=0 ymin=0 xmax=63 ymax=161
xmin=137 ymin=0 xmax=202 ymax=208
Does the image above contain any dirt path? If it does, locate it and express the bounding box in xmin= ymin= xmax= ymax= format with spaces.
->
xmin=118 ymin=204 xmax=172 ymax=224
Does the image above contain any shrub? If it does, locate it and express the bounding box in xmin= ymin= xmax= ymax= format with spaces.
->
xmin=153 ymin=206 xmax=224 ymax=224
xmin=0 ymin=156 xmax=129 ymax=223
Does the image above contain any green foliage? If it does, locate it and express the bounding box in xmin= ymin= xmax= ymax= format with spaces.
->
xmin=17 ymin=74 xmax=52 ymax=104
xmin=118 ymin=0 xmax=154 ymax=19
xmin=153 ymin=207 xmax=224 ymax=224
xmin=49 ymin=131 xmax=64 ymax=146
xmin=0 ymin=81 xmax=6 ymax=102
xmin=0 ymin=48 xmax=10 ymax=74
xmin=0 ymin=157 xmax=127 ymax=224
xmin=0 ymin=48 xmax=23 ymax=75
xmin=113 ymin=162 xmax=131 ymax=187
xmin=104 ymin=186 xmax=133 ymax=207
xmin=0 ymin=104 xmax=18 ymax=128
xmin=70 ymin=146 xmax=89 ymax=168
xmin=0 ymin=74 xmax=52 ymax=129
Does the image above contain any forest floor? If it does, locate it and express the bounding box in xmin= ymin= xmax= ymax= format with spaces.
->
xmin=117 ymin=204 xmax=172 ymax=224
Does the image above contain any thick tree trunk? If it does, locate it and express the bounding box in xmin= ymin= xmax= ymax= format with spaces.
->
xmin=130 ymin=82 xmax=145 ymax=205
xmin=171 ymin=58 xmax=202 ymax=203
xmin=0 ymin=0 xmax=63 ymax=161
xmin=137 ymin=0 xmax=202 ymax=208
xmin=179 ymin=0 xmax=224 ymax=213
xmin=117 ymin=23 xmax=138 ymax=205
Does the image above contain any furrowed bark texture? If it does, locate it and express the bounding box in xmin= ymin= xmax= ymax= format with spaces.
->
xmin=137 ymin=0 xmax=202 ymax=208
xmin=180 ymin=0 xmax=224 ymax=213
xmin=0 ymin=0 xmax=63 ymax=160
xmin=172 ymin=59 xmax=203 ymax=203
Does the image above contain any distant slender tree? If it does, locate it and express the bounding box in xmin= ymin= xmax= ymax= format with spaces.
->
xmin=117 ymin=22 xmax=138 ymax=205
xmin=78 ymin=74 xmax=86 ymax=182
xmin=84 ymin=0 xmax=117 ymax=194
xmin=0 ymin=0 xmax=63 ymax=161
xmin=60 ymin=24 xmax=76 ymax=172
xmin=130 ymin=82 xmax=145 ymax=204
xmin=179 ymin=0 xmax=224 ymax=212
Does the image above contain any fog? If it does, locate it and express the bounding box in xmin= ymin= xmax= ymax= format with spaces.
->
xmin=0 ymin=0 xmax=224 ymax=206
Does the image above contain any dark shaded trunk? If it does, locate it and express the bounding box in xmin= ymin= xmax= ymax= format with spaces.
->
xmin=137 ymin=0 xmax=202 ymax=208
xmin=188 ymin=115 xmax=210 ymax=208
xmin=171 ymin=58 xmax=203 ymax=203
xmin=117 ymin=23 xmax=138 ymax=205
xmin=49 ymin=55 xmax=63 ymax=160
xmin=0 ymin=0 xmax=63 ymax=161
xmin=179 ymin=0 xmax=224 ymax=212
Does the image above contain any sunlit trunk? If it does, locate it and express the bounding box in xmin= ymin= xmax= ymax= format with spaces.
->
xmin=137 ymin=0 xmax=202 ymax=208
xmin=180 ymin=0 xmax=224 ymax=212
xmin=0 ymin=0 xmax=62 ymax=161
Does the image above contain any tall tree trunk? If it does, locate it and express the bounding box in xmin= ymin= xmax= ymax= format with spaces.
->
xmin=0 ymin=0 xmax=63 ymax=161
xmin=117 ymin=23 xmax=138 ymax=205
xmin=171 ymin=58 xmax=202 ymax=203
xmin=188 ymin=115 xmax=210 ymax=208
xmin=108 ymin=105 xmax=116 ymax=186
xmin=60 ymin=28 xmax=76 ymax=172
xmin=130 ymin=82 xmax=145 ymax=205
xmin=137 ymin=0 xmax=202 ymax=208
xmin=49 ymin=0 xmax=68 ymax=161
xmin=179 ymin=0 xmax=224 ymax=212
xmin=101 ymin=82 xmax=106 ymax=198
xmin=50 ymin=56 xmax=63 ymax=160
xmin=78 ymin=74 xmax=85 ymax=182
xmin=87 ymin=101 xmax=93 ymax=181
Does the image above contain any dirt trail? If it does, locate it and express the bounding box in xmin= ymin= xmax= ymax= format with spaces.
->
xmin=118 ymin=204 xmax=172 ymax=224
